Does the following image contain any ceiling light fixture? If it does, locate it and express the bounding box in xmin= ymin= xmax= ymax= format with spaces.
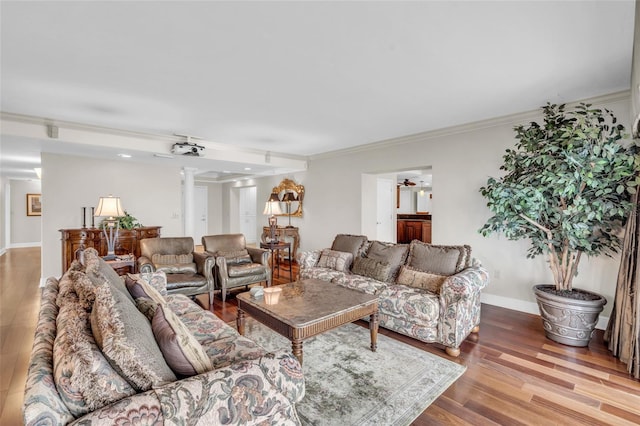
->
xmin=244 ymin=167 xmax=251 ymax=171
xmin=118 ymin=153 xmax=132 ymax=158
xmin=153 ymin=153 xmax=174 ymax=159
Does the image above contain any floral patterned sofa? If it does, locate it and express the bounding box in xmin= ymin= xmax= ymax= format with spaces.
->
xmin=23 ymin=248 xmax=304 ymax=425
xmin=297 ymin=234 xmax=489 ymax=357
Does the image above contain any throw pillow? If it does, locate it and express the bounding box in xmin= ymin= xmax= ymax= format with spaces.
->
xmin=407 ymin=241 xmax=468 ymax=275
xmin=331 ymin=234 xmax=368 ymax=259
xmin=90 ymin=281 xmax=176 ymax=391
xmin=352 ymin=257 xmax=393 ymax=282
xmin=365 ymin=241 xmax=409 ymax=282
xmin=152 ymin=304 xmax=213 ymax=377
xmin=125 ymin=275 xmax=166 ymax=305
xmin=53 ymin=298 xmax=135 ymax=417
xmin=396 ymin=265 xmax=448 ymax=293
xmin=135 ymin=297 xmax=159 ymax=321
xmin=317 ymin=249 xmax=354 ymax=272
xmin=83 ymin=248 xmax=135 ymax=304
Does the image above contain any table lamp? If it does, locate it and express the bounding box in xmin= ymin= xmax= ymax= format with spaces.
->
xmin=282 ymin=191 xmax=298 ymax=228
xmin=263 ymin=192 xmax=282 ymax=243
xmin=94 ymin=195 xmax=125 ymax=260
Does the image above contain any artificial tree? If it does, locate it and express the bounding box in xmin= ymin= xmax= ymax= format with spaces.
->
xmin=479 ymin=103 xmax=639 ymax=295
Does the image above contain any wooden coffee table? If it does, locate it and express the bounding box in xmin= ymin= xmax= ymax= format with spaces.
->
xmin=236 ymin=278 xmax=379 ymax=365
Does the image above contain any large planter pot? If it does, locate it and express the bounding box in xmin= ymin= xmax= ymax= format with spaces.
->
xmin=533 ymin=284 xmax=607 ymax=347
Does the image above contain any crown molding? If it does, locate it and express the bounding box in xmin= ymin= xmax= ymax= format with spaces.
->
xmin=310 ymin=90 xmax=632 ymax=161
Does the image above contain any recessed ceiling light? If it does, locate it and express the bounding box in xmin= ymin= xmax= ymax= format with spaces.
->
xmin=244 ymin=167 xmax=251 ymax=171
xmin=118 ymin=153 xmax=132 ymax=158
xmin=154 ymin=153 xmax=174 ymax=159
xmin=222 ymin=170 xmax=231 ymax=174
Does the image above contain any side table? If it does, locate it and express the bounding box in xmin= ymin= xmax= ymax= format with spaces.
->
xmin=105 ymin=254 xmax=136 ymax=276
xmin=259 ymin=241 xmax=292 ymax=283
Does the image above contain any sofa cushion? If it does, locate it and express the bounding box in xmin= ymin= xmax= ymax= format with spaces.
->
xmin=317 ymin=249 xmax=353 ymax=272
xmin=152 ymin=253 xmax=193 ymax=265
xmin=365 ymin=241 xmax=409 ymax=281
xmin=334 ymin=274 xmax=389 ymax=295
xmin=90 ymin=281 xmax=176 ymax=391
xmin=139 ymin=270 xmax=168 ymax=296
xmin=351 ymin=257 xmax=393 ymax=283
xmin=331 ymin=234 xmax=368 ymax=259
xmin=83 ymin=248 xmax=135 ymax=304
xmin=397 ymin=265 xmax=448 ymax=293
xmin=228 ymin=263 xmax=266 ymax=277
xmin=155 ymin=263 xmax=198 ymax=274
xmin=152 ymin=304 xmax=213 ymax=377
xmin=135 ymin=297 xmax=159 ymax=321
xmin=125 ymin=274 xmax=166 ymax=305
xmin=300 ymin=266 xmax=346 ymax=283
xmin=407 ymin=241 xmax=468 ymax=275
xmin=218 ymin=249 xmax=252 ymax=265
xmin=53 ymin=297 xmax=135 ymax=417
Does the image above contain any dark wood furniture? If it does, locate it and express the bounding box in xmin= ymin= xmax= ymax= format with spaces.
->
xmin=105 ymin=255 xmax=136 ymax=276
xmin=237 ymin=278 xmax=378 ymax=365
xmin=261 ymin=226 xmax=300 ymax=260
xmin=397 ymin=219 xmax=431 ymax=244
xmin=260 ymin=241 xmax=293 ymax=282
xmin=59 ymin=226 xmax=161 ymax=273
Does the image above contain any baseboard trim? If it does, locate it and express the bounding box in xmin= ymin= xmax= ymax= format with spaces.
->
xmin=0 ymin=248 xmax=6 ymax=256
xmin=10 ymin=242 xmax=42 ymax=248
xmin=481 ymin=293 xmax=609 ymax=331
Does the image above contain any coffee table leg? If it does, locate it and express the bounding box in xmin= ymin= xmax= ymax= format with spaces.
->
xmin=237 ymin=309 xmax=246 ymax=335
xmin=292 ymin=339 xmax=303 ymax=366
xmin=369 ymin=311 xmax=379 ymax=352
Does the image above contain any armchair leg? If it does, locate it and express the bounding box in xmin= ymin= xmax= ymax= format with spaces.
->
xmin=208 ymin=291 xmax=214 ymax=312
xmin=221 ymin=289 xmax=227 ymax=302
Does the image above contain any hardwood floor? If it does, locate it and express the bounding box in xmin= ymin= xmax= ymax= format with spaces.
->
xmin=2 ymin=247 xmax=639 ymax=425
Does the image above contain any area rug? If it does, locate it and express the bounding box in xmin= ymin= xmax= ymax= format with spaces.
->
xmin=235 ymin=319 xmax=466 ymax=425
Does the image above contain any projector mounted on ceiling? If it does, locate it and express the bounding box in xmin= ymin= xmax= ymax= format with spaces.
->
xmin=171 ymin=142 xmax=205 ymax=156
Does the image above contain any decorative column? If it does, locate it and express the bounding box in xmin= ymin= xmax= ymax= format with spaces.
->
xmin=183 ymin=167 xmax=197 ymax=238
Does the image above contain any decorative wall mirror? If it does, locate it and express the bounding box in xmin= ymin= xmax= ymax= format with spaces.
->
xmin=273 ymin=178 xmax=304 ymax=217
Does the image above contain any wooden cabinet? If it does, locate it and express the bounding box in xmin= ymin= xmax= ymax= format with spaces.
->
xmin=397 ymin=220 xmax=431 ymax=244
xmin=60 ymin=226 xmax=161 ymax=272
xmin=261 ymin=226 xmax=300 ymax=260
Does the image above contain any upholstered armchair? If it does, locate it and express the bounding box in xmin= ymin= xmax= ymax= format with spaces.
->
xmin=137 ymin=237 xmax=215 ymax=308
xmin=202 ymin=234 xmax=271 ymax=302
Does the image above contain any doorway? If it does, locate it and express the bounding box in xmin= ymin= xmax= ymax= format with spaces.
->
xmin=376 ymin=178 xmax=394 ymax=242
xmin=238 ymin=186 xmax=257 ymax=244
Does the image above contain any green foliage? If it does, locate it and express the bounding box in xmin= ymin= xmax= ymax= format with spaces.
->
xmin=100 ymin=211 xmax=141 ymax=230
xmin=479 ymin=103 xmax=640 ymax=290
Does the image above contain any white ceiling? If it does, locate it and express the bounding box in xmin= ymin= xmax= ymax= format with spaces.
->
xmin=1 ymin=1 xmax=636 ymax=181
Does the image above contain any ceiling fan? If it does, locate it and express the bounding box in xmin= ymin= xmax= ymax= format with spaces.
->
xmin=399 ymin=178 xmax=416 ymax=186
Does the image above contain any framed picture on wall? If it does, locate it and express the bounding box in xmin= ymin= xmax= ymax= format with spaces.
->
xmin=27 ymin=193 xmax=42 ymax=216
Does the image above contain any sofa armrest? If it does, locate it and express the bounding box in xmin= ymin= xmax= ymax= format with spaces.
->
xmin=151 ymin=352 xmax=304 ymax=425
xmin=70 ymin=391 xmax=164 ymax=425
xmin=247 ymin=246 xmax=269 ymax=266
xmin=297 ymin=249 xmax=322 ymax=269
xmin=440 ymin=266 xmax=489 ymax=305
xmin=193 ymin=252 xmax=214 ymax=277
xmin=137 ymin=256 xmax=155 ymax=274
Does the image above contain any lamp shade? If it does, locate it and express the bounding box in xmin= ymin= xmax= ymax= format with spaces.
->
xmin=94 ymin=195 xmax=125 ymax=218
xmin=282 ymin=192 xmax=297 ymax=202
xmin=268 ymin=192 xmax=281 ymax=202
xmin=263 ymin=201 xmax=283 ymax=215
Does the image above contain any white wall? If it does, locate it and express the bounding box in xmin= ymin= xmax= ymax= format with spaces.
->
xmin=9 ymin=179 xmax=42 ymax=245
xmin=0 ymin=176 xmax=6 ymax=254
xmin=197 ymin=181 xmax=223 ymax=237
xmin=41 ymin=153 xmax=183 ymax=279
xmin=245 ymin=93 xmax=631 ymax=320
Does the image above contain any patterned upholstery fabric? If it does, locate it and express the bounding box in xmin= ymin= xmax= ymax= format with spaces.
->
xmin=91 ymin=280 xmax=177 ymax=391
xmin=396 ymin=265 xmax=448 ymax=293
xmin=24 ymin=270 xmax=305 ymax=425
xmin=53 ymin=295 xmax=135 ymax=416
xmin=351 ymin=257 xmax=393 ymax=283
xmin=125 ymin=274 xmax=166 ymax=305
xmin=139 ymin=271 xmax=168 ymax=296
xmin=152 ymin=304 xmax=214 ymax=376
xmin=297 ymin=236 xmax=489 ymax=354
xmin=317 ymin=249 xmax=353 ymax=272
xmin=407 ymin=241 xmax=469 ymax=275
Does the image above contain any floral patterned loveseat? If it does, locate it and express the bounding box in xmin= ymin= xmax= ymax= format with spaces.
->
xmin=23 ymin=248 xmax=304 ymax=425
xmin=298 ymin=234 xmax=489 ymax=357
